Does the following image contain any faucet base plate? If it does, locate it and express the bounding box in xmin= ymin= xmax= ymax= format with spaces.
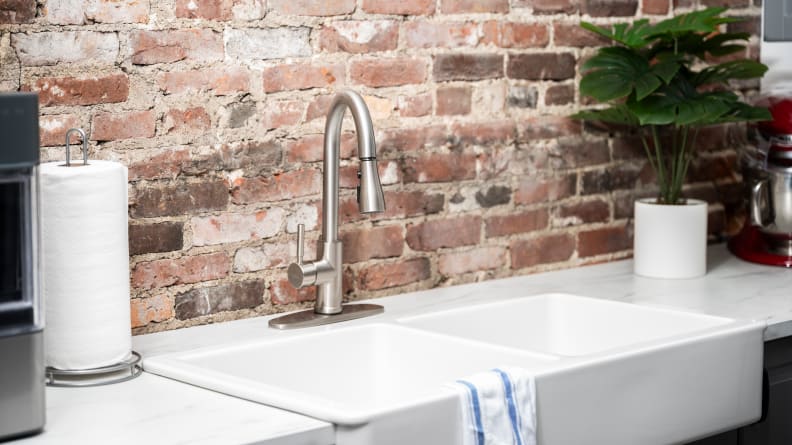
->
xmin=268 ymin=304 xmax=384 ymax=330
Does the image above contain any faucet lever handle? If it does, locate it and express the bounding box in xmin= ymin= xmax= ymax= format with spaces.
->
xmin=296 ymin=223 xmax=305 ymax=265
xmin=288 ymin=223 xmax=316 ymax=288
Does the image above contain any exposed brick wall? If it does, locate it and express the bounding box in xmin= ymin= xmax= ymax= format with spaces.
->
xmin=0 ymin=0 xmax=761 ymax=333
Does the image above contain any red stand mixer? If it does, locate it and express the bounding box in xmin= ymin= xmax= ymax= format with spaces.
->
xmin=729 ymin=95 xmax=792 ymax=267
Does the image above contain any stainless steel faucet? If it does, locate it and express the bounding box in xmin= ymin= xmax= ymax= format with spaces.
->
xmin=269 ymin=89 xmax=386 ymax=330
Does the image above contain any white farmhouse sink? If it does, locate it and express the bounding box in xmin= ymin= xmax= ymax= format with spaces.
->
xmin=144 ymin=294 xmax=765 ymax=445
xmin=398 ymin=293 xmax=732 ymax=356
xmin=144 ymin=323 xmax=556 ymax=443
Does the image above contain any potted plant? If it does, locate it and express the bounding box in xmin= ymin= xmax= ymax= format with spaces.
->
xmin=573 ymin=7 xmax=771 ymax=278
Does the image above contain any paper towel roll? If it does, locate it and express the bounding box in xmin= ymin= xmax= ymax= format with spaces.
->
xmin=40 ymin=160 xmax=132 ymax=370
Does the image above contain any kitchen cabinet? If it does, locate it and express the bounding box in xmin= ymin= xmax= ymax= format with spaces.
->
xmin=689 ymin=336 xmax=792 ymax=445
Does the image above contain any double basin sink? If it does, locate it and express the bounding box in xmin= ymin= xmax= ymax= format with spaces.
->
xmin=143 ymin=294 xmax=764 ymax=445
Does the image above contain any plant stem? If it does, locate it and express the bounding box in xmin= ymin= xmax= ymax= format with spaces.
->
xmin=674 ymin=125 xmax=689 ymax=203
xmin=639 ymin=129 xmax=659 ymax=179
xmin=651 ymin=125 xmax=667 ymax=203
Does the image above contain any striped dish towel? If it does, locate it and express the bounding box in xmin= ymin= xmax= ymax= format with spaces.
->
xmin=454 ymin=368 xmax=537 ymax=445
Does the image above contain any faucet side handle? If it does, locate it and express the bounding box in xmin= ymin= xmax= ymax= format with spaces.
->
xmin=288 ymin=224 xmax=317 ymax=289
xmin=296 ymin=223 xmax=305 ymax=265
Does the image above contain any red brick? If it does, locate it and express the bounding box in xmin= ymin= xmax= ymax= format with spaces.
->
xmin=403 ymin=21 xmax=480 ymax=48
xmin=164 ymin=107 xmax=211 ymax=135
xmin=439 ymin=247 xmax=506 ymax=276
xmin=441 ymin=0 xmax=509 ymax=13
xmin=578 ymin=225 xmax=631 ymax=258
xmin=436 ymin=86 xmax=472 ymax=116
xmin=553 ymin=23 xmax=609 ymax=47
xmin=129 ymin=222 xmax=184 ymax=255
xmin=396 ymin=93 xmax=433 ymax=117
xmin=558 ymin=199 xmax=610 ymax=225
xmin=553 ymin=138 xmax=610 ymax=169
xmin=545 ymin=84 xmax=575 ymax=106
xmin=451 ymin=121 xmax=516 ymax=145
xmin=358 ymin=258 xmax=431 ymax=290
xmin=261 ymin=101 xmax=304 ymax=129
xmin=486 ymin=209 xmax=549 ymax=237
xmin=402 ymin=152 xmax=478 ymax=183
xmin=518 ymin=116 xmax=581 ymax=141
xmin=263 ymin=62 xmax=344 ymax=93
xmin=643 ymin=0 xmax=669 ymax=14
xmin=1 ymin=0 xmax=35 ymax=23
xmin=381 ymin=190 xmax=445 ymax=219
xmin=513 ymin=0 xmax=578 ymax=13
xmin=350 ymin=58 xmax=428 ymax=87
xmin=287 ymin=133 xmax=356 ymax=163
xmin=130 ymin=294 xmax=174 ymax=328
xmin=482 ymin=22 xmax=549 ymax=48
xmin=340 ymin=225 xmax=404 ymax=263
xmin=92 ymin=110 xmax=156 ymax=141
xmin=130 ymin=29 xmax=223 ymax=65
xmin=271 ymin=279 xmax=316 ymax=305
xmin=515 ymin=175 xmax=576 ymax=205
xmin=361 ymin=0 xmax=435 ymax=15
xmin=231 ymin=169 xmax=321 ymax=204
xmin=270 ymin=0 xmax=355 ymax=16
xmin=191 ymin=208 xmax=285 ymax=246
xmin=175 ymin=0 xmax=236 ymax=20
xmin=406 ymin=216 xmax=481 ymax=251
xmin=131 ymin=180 xmax=229 ymax=218
xmin=32 ymin=74 xmax=127 ymax=107
xmin=131 ymin=252 xmax=230 ymax=290
xmin=378 ymin=125 xmax=448 ymax=154
xmin=320 ymin=21 xmax=399 ymax=53
xmin=508 ymin=53 xmax=576 ymax=80
xmin=175 ymin=280 xmax=265 ymax=319
xmin=511 ymin=233 xmax=575 ymax=269
xmin=581 ymin=0 xmax=637 ymax=16
xmin=39 ymin=114 xmax=80 ymax=147
xmin=434 ymin=54 xmax=504 ymax=81
xmin=580 ymin=165 xmax=643 ymax=195
xmin=305 ymin=94 xmax=334 ymax=122
xmin=159 ymin=68 xmax=250 ymax=96
xmin=127 ymin=147 xmax=190 ymax=181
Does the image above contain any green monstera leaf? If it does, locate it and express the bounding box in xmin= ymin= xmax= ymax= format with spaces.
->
xmin=572 ymin=104 xmax=640 ymax=127
xmin=692 ymin=60 xmax=769 ymax=86
xmin=580 ymin=19 xmax=654 ymax=49
xmin=580 ymin=47 xmax=680 ymax=102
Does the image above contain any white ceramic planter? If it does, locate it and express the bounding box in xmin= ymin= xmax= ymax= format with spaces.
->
xmin=634 ymin=198 xmax=708 ymax=279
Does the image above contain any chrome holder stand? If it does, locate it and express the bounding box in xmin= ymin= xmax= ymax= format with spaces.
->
xmin=45 ymin=351 xmax=143 ymax=388
xmin=268 ymin=304 xmax=384 ymax=330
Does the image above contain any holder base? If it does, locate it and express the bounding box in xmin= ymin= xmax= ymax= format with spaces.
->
xmin=268 ymin=304 xmax=384 ymax=330
xmin=46 ymin=351 xmax=143 ymax=387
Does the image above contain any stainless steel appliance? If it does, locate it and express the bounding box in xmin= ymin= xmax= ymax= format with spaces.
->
xmin=0 ymin=92 xmax=45 ymax=440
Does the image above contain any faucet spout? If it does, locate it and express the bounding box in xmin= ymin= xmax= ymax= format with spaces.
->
xmin=271 ymin=89 xmax=386 ymax=329
xmin=322 ymin=89 xmax=386 ymax=244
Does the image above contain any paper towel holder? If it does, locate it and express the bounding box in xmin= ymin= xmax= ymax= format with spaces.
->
xmin=62 ymin=128 xmax=88 ymax=167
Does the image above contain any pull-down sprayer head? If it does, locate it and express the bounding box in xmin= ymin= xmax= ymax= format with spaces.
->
xmin=325 ymin=89 xmax=385 ymax=215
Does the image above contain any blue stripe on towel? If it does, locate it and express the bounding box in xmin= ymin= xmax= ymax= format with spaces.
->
xmin=494 ymin=368 xmax=523 ymax=445
xmin=458 ymin=380 xmax=486 ymax=445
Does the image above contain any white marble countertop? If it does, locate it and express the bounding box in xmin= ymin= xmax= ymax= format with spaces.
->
xmin=11 ymin=373 xmax=334 ymax=445
xmin=11 ymin=244 xmax=791 ymax=445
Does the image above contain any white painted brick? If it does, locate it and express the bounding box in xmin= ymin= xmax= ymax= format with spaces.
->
xmin=225 ymin=28 xmax=312 ymax=61
xmin=12 ymin=31 xmax=119 ymax=66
